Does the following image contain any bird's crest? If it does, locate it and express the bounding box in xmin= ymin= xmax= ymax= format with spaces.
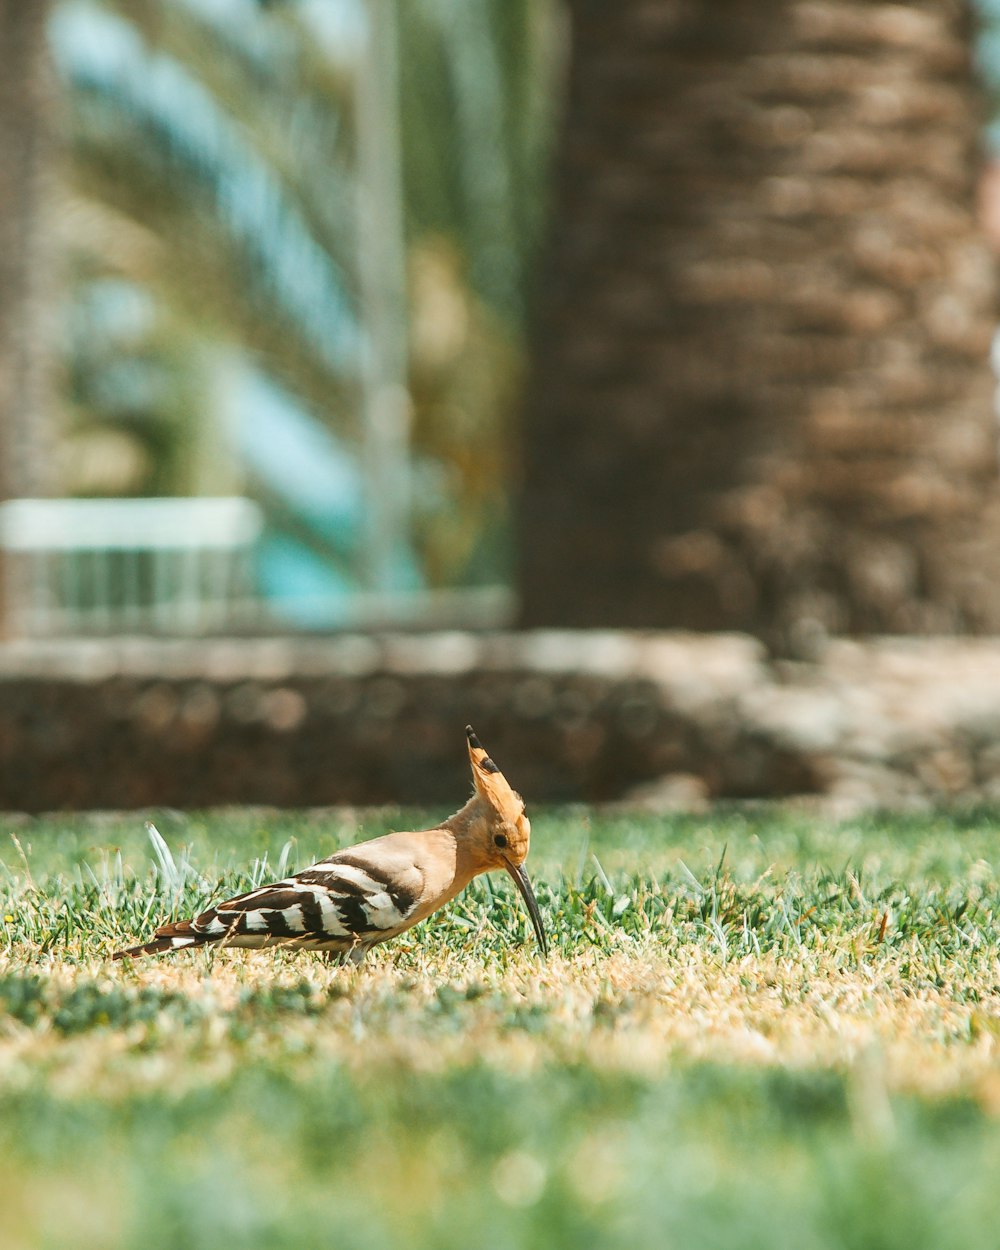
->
xmin=466 ymin=725 xmax=524 ymax=820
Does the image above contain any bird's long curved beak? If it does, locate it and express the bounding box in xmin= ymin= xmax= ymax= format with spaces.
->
xmin=504 ymin=860 xmax=548 ymax=957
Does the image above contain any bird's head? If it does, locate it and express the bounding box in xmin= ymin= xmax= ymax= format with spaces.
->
xmin=464 ymin=725 xmax=546 ymax=956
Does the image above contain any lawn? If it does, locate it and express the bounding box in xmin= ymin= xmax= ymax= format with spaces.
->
xmin=2 ymin=804 xmax=1000 ymax=1249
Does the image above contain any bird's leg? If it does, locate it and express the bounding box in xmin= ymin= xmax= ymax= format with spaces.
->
xmin=321 ymin=945 xmax=367 ymax=967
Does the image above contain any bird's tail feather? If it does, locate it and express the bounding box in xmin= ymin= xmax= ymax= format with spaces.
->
xmin=112 ymin=919 xmax=207 ymax=961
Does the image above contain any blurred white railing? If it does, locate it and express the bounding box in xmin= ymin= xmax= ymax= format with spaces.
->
xmin=0 ymin=497 xmax=263 ymax=636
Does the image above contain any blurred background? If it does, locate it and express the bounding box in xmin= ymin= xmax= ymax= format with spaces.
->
xmin=0 ymin=0 xmax=562 ymax=633
xmin=6 ymin=0 xmax=1000 ymax=808
xmin=5 ymin=0 xmax=1000 ymax=641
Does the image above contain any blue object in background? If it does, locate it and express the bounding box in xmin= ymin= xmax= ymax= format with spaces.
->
xmin=228 ymin=364 xmax=421 ymax=627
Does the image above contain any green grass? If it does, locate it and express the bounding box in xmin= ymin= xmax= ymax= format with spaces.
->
xmin=2 ymin=804 xmax=1000 ymax=1249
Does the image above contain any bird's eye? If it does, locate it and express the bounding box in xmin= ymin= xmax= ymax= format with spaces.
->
xmin=494 ymin=834 xmax=509 ymax=848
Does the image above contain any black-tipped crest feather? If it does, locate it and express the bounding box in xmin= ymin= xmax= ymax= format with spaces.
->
xmin=467 ymin=723 xmax=501 ymax=772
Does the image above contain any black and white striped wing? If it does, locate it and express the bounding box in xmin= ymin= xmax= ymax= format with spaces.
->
xmin=187 ymin=855 xmax=425 ymax=952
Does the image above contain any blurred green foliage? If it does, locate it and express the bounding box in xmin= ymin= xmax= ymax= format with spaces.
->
xmin=2 ymin=1054 xmax=1000 ymax=1250
xmin=50 ymin=0 xmax=561 ymax=592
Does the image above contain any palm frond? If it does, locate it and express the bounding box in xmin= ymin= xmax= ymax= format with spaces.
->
xmin=53 ymin=1 xmax=360 ymax=372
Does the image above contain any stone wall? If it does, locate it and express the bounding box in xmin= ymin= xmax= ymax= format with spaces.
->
xmin=519 ymin=0 xmax=1000 ymax=650
xmin=4 ymin=631 xmax=1000 ymax=813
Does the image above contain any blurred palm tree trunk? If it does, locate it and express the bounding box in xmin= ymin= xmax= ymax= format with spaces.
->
xmin=0 ymin=0 xmax=55 ymax=634
xmin=519 ymin=1 xmax=1000 ymax=651
xmin=0 ymin=0 xmax=55 ymax=501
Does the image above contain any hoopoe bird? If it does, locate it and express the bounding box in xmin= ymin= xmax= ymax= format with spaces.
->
xmin=113 ymin=727 xmax=546 ymax=962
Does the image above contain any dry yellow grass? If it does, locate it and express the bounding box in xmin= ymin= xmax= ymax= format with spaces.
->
xmin=3 ymin=937 xmax=999 ymax=1113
